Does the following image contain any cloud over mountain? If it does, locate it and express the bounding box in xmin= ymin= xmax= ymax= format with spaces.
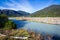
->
xmin=0 ymin=0 xmax=34 ymax=13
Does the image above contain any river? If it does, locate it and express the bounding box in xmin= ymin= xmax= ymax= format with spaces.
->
xmin=12 ymin=20 xmax=60 ymax=37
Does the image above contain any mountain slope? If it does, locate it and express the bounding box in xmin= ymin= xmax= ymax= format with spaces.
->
xmin=0 ymin=9 xmax=30 ymax=17
xmin=18 ymin=11 xmax=30 ymax=16
xmin=31 ymin=5 xmax=60 ymax=17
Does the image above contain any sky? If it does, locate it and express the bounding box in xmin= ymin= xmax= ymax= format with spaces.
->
xmin=0 ymin=0 xmax=60 ymax=13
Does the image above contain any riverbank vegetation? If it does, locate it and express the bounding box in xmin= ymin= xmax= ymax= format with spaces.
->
xmin=0 ymin=29 xmax=54 ymax=40
xmin=0 ymin=29 xmax=59 ymax=40
xmin=0 ymin=14 xmax=16 ymax=30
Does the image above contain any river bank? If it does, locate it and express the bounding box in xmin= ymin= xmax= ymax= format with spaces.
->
xmin=0 ymin=29 xmax=60 ymax=40
xmin=9 ymin=17 xmax=60 ymax=24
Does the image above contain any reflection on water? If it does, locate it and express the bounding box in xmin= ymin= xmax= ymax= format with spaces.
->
xmin=12 ymin=20 xmax=28 ymax=28
xmin=13 ymin=20 xmax=60 ymax=37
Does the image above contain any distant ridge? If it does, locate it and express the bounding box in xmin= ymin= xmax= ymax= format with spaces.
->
xmin=0 ymin=9 xmax=30 ymax=17
xmin=31 ymin=5 xmax=60 ymax=17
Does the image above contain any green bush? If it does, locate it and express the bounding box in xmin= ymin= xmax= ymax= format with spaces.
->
xmin=0 ymin=14 xmax=16 ymax=30
xmin=0 ymin=14 xmax=8 ymax=28
xmin=4 ymin=21 xmax=16 ymax=30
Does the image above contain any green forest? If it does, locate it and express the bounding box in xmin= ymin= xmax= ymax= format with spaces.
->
xmin=31 ymin=5 xmax=60 ymax=17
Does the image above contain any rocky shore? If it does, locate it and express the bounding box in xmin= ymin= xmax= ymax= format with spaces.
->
xmin=26 ymin=17 xmax=60 ymax=24
xmin=9 ymin=17 xmax=60 ymax=24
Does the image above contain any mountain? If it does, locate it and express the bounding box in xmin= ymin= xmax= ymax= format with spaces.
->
xmin=0 ymin=9 xmax=30 ymax=17
xmin=31 ymin=5 xmax=60 ymax=17
xmin=18 ymin=11 xmax=30 ymax=16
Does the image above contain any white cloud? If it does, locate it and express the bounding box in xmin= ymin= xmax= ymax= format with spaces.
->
xmin=0 ymin=0 xmax=34 ymax=13
xmin=0 ymin=6 xmax=7 ymax=9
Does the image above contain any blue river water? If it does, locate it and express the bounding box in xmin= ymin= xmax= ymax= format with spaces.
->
xmin=12 ymin=20 xmax=60 ymax=37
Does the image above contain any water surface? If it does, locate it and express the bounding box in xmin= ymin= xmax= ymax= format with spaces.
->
xmin=13 ymin=20 xmax=60 ymax=36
